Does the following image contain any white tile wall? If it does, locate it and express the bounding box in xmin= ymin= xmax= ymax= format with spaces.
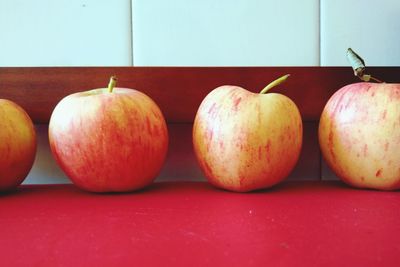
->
xmin=1 ymin=0 xmax=398 ymax=67
xmin=23 ymin=125 xmax=70 ymax=184
xmin=320 ymin=0 xmax=400 ymax=66
xmin=132 ymin=0 xmax=320 ymax=66
xmin=0 ymin=0 xmax=132 ymax=66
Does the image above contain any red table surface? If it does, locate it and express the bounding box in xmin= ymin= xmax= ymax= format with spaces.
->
xmin=0 ymin=181 xmax=399 ymax=267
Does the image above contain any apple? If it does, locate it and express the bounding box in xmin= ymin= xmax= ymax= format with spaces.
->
xmin=319 ymin=82 xmax=400 ymax=190
xmin=193 ymin=75 xmax=303 ymax=192
xmin=48 ymin=76 xmax=168 ymax=192
xmin=0 ymin=99 xmax=36 ymax=191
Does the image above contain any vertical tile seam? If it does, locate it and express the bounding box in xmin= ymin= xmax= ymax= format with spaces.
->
xmin=130 ymin=0 xmax=134 ymax=66
xmin=318 ymin=0 xmax=322 ymax=67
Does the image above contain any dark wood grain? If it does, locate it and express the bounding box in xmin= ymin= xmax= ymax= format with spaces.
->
xmin=1 ymin=67 xmax=399 ymax=123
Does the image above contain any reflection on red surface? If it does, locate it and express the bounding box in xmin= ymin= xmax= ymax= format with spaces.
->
xmin=0 ymin=181 xmax=399 ymax=266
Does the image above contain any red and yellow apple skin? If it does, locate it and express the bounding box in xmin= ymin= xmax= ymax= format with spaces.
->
xmin=193 ymin=83 xmax=302 ymax=192
xmin=49 ymin=87 xmax=168 ymax=193
xmin=319 ymin=82 xmax=400 ymax=190
xmin=0 ymin=99 xmax=37 ymax=191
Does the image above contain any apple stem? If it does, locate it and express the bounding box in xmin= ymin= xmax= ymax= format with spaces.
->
xmin=259 ymin=74 xmax=290 ymax=94
xmin=346 ymin=48 xmax=384 ymax=83
xmin=107 ymin=76 xmax=118 ymax=93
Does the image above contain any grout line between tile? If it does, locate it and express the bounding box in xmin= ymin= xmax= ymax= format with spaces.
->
xmin=130 ymin=0 xmax=134 ymax=66
xmin=318 ymin=0 xmax=322 ymax=66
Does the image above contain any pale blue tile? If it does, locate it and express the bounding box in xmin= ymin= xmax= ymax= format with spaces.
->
xmin=0 ymin=0 xmax=132 ymax=66
xmin=321 ymin=0 xmax=400 ymax=66
xmin=132 ymin=0 xmax=320 ymax=66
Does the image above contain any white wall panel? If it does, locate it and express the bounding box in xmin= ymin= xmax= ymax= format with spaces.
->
xmin=23 ymin=125 xmax=70 ymax=185
xmin=321 ymin=0 xmax=400 ymax=66
xmin=24 ymin=124 xmax=205 ymax=185
xmin=132 ymin=0 xmax=320 ymax=66
xmin=0 ymin=0 xmax=132 ymax=66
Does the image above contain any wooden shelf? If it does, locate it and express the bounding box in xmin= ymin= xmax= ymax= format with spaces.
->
xmin=2 ymin=66 xmax=399 ymax=181
xmin=2 ymin=66 xmax=399 ymax=123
